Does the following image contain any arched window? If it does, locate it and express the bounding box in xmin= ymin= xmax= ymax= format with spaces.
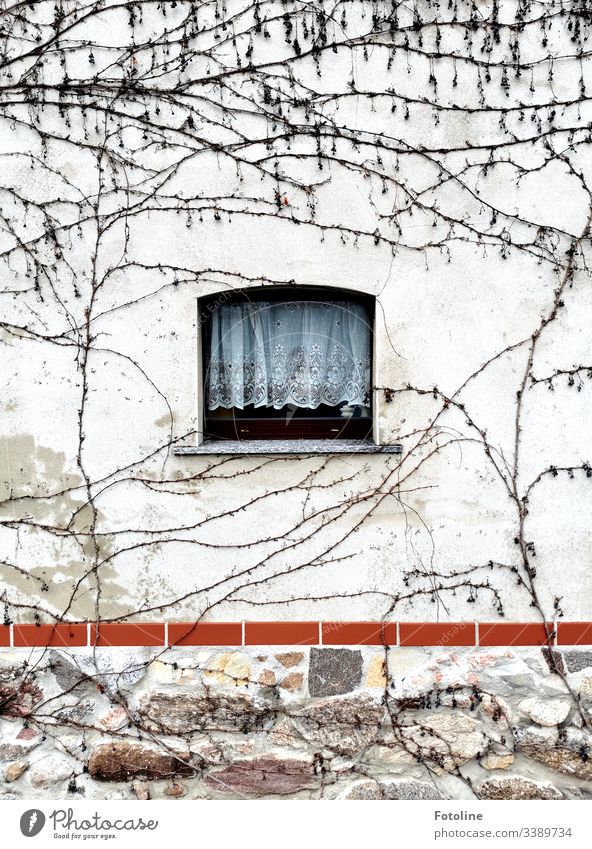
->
xmin=200 ymin=287 xmax=374 ymax=441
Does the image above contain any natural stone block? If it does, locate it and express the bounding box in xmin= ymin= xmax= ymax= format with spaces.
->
xmin=48 ymin=650 xmax=89 ymax=690
xmin=202 ymin=652 xmax=251 ymax=688
xmin=132 ymin=779 xmax=150 ymax=800
xmin=366 ymin=655 xmax=387 ymax=688
xmin=519 ymin=697 xmax=571 ymax=727
xmin=16 ymin=728 xmax=38 ymax=741
xmin=140 ymin=691 xmax=275 ymax=734
xmin=0 ymin=741 xmax=39 ymax=761
xmin=204 ymin=757 xmax=318 ymax=796
xmin=165 ymin=782 xmax=187 ymax=797
xmin=308 ymin=649 xmax=362 ymax=697
xmin=520 ymin=742 xmax=592 ymax=781
xmin=258 ymin=670 xmax=276 ymax=687
xmin=562 ymin=651 xmax=592 ymax=673
xmin=362 ymin=742 xmax=417 ymax=770
xmin=98 ymin=706 xmax=127 ymax=731
xmin=29 ymin=755 xmax=75 ymax=788
xmin=88 ymin=743 xmax=193 ymax=782
xmin=480 ymin=777 xmax=562 ymax=800
xmin=0 ymin=679 xmax=42 ymax=719
xmin=293 ymin=693 xmax=384 ymax=755
xmin=541 ymin=649 xmax=566 ymax=675
xmin=280 ymin=672 xmax=303 ymax=692
xmin=344 ymin=779 xmax=442 ymax=800
xmin=276 ymin=652 xmax=304 ymax=668
xmin=480 ymin=752 xmax=514 ymax=770
xmin=4 ymin=760 xmax=28 ymax=782
xmin=400 ymin=712 xmax=485 ymax=767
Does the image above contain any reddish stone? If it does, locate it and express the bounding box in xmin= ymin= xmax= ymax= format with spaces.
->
xmin=275 ymin=652 xmax=304 ymax=668
xmin=204 ymin=757 xmax=317 ymax=796
xmin=280 ymin=672 xmax=304 ymax=692
xmin=88 ymin=743 xmax=193 ymax=781
xmin=16 ymin=727 xmax=38 ymax=741
xmin=0 ymin=680 xmax=43 ymax=719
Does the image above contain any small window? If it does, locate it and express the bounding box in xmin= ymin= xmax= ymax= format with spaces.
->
xmin=200 ymin=288 xmax=374 ymax=441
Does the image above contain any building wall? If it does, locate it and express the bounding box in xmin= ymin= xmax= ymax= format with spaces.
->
xmin=1 ymin=0 xmax=591 ymax=799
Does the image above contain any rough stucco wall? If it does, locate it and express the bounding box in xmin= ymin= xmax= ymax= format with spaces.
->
xmin=1 ymin=0 xmax=592 ymax=800
xmin=3 ymin=645 xmax=592 ymax=800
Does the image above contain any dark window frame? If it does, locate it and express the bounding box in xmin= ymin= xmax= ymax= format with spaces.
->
xmin=199 ymin=287 xmax=375 ymax=441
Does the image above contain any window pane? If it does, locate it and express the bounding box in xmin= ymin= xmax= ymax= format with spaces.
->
xmin=206 ymin=300 xmax=371 ymax=412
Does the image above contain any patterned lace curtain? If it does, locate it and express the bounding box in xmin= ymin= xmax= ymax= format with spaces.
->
xmin=206 ymin=300 xmax=371 ymax=410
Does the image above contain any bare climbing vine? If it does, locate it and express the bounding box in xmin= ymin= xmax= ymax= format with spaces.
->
xmin=1 ymin=0 xmax=591 ymax=798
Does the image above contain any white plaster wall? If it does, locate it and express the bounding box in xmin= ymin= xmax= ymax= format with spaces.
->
xmin=0 ymin=0 xmax=591 ymax=623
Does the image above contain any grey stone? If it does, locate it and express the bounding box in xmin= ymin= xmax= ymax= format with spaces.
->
xmin=29 ymin=755 xmax=75 ymax=788
xmin=519 ymin=696 xmax=571 ymax=726
xmin=48 ymin=649 xmax=147 ymax=693
xmin=293 ymin=693 xmax=384 ymax=755
xmin=308 ymin=648 xmax=363 ymax=697
xmin=480 ymin=777 xmax=562 ymax=800
xmin=174 ymin=440 xmax=402 ymax=456
xmin=562 ymin=651 xmax=592 ymax=673
xmin=513 ymin=725 xmax=559 ymax=749
xmin=0 ymin=741 xmax=40 ymax=761
xmin=541 ymin=649 xmax=566 ymax=675
xmin=345 ymin=779 xmax=442 ymax=800
xmin=48 ymin=651 xmax=89 ymax=691
xmin=140 ymin=691 xmax=275 ymax=734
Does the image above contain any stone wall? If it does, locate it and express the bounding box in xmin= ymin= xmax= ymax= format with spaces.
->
xmin=2 ymin=645 xmax=592 ymax=800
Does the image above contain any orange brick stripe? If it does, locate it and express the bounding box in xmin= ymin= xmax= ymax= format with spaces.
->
xmin=478 ymin=622 xmax=555 ymax=647
xmin=3 ymin=621 xmax=592 ymax=647
xmin=322 ymin=621 xmax=398 ymax=645
xmin=399 ymin=622 xmax=476 ymax=646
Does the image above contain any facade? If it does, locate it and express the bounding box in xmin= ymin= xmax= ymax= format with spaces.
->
xmin=1 ymin=0 xmax=592 ymax=800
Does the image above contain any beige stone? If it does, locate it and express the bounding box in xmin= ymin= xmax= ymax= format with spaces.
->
xmin=480 ymin=752 xmax=515 ymax=770
xmin=388 ymin=648 xmax=427 ymax=678
xmin=293 ymin=693 xmax=384 ymax=756
xmin=519 ymin=697 xmax=571 ymax=727
xmin=203 ymin=652 xmax=252 ymax=687
xmin=362 ymin=744 xmax=416 ymax=770
xmin=4 ymin=760 xmax=28 ymax=782
xmin=29 ymin=756 xmax=74 ymax=788
xmin=140 ymin=691 xmax=274 ymax=734
xmin=401 ymin=713 xmax=484 ymax=766
xmin=132 ymin=779 xmax=151 ymax=800
xmin=520 ymin=743 xmax=592 ymax=780
xmin=269 ymin=718 xmax=299 ymax=747
xmin=366 ymin=655 xmax=387 ymax=688
xmin=99 ymin=706 xmax=127 ymax=731
xmin=276 ymin=652 xmax=304 ymax=669
xmin=579 ymin=676 xmax=592 ymax=699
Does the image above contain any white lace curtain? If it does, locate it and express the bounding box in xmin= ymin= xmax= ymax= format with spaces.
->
xmin=206 ymin=300 xmax=371 ymax=410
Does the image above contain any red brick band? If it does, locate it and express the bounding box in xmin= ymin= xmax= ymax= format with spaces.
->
xmin=1 ymin=621 xmax=591 ymax=648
